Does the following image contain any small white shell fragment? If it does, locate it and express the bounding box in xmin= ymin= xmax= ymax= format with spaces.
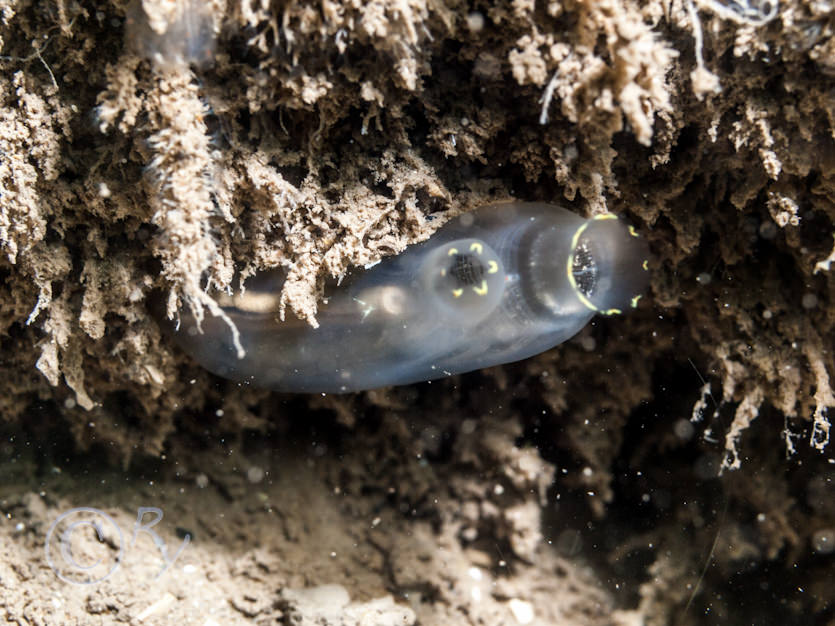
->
xmin=134 ymin=592 xmax=177 ymax=622
xmin=508 ymin=598 xmax=535 ymax=624
xmin=282 ymin=584 xmax=351 ymax=610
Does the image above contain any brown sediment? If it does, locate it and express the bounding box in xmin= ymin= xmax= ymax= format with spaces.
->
xmin=1 ymin=0 xmax=835 ymax=623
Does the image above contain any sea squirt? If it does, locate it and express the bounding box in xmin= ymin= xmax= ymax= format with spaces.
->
xmin=168 ymin=202 xmax=649 ymax=393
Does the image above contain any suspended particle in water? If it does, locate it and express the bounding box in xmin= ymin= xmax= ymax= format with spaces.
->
xmin=812 ymin=528 xmax=835 ymax=554
xmin=802 ymin=293 xmax=818 ymax=309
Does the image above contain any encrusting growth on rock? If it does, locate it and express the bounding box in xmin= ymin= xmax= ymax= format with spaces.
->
xmin=0 ymin=2 xmax=832 ymax=582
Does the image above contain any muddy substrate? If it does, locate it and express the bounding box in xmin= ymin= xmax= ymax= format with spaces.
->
xmin=2 ymin=0 xmax=835 ymax=624
xmin=2 ymin=367 xmax=833 ymax=625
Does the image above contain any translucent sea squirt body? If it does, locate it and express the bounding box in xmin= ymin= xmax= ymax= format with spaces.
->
xmin=167 ymin=202 xmax=649 ymax=393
